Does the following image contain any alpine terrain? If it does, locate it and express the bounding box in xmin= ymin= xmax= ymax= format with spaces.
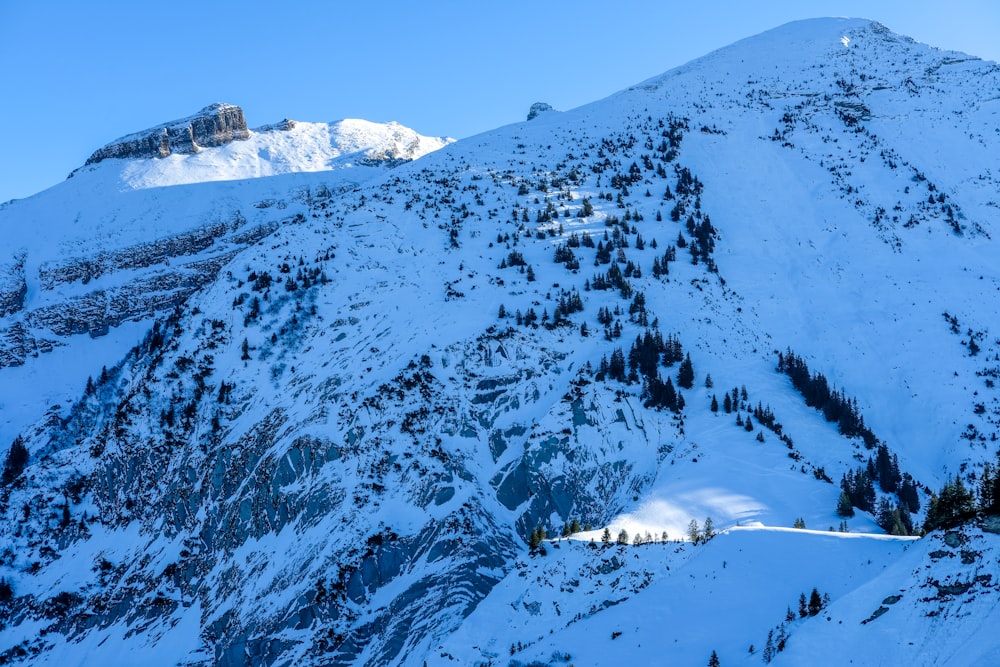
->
xmin=1 ymin=17 xmax=1000 ymax=667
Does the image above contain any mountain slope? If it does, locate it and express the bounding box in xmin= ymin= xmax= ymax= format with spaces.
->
xmin=1 ymin=17 xmax=1000 ymax=667
xmin=0 ymin=111 xmax=451 ymax=447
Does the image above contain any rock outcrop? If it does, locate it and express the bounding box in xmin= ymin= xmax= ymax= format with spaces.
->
xmin=85 ymin=103 xmax=250 ymax=164
xmin=526 ymin=102 xmax=554 ymax=121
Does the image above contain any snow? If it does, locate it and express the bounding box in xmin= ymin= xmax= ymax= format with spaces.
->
xmin=77 ymin=117 xmax=454 ymax=191
xmin=2 ymin=16 xmax=1000 ymax=667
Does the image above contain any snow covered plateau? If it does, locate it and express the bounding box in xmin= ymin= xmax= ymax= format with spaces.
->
xmin=1 ymin=17 xmax=999 ymax=667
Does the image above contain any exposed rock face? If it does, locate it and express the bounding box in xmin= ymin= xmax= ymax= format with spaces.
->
xmin=85 ymin=103 xmax=250 ymax=164
xmin=0 ymin=253 xmax=27 ymax=317
xmin=253 ymin=118 xmax=296 ymax=133
xmin=526 ymin=102 xmax=554 ymax=121
xmin=0 ymin=211 xmax=299 ymax=368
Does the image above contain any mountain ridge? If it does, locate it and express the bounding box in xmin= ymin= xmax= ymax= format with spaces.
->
xmin=1 ymin=17 xmax=999 ymax=666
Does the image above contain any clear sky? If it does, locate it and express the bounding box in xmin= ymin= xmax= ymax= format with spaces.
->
xmin=1 ymin=0 xmax=997 ymax=203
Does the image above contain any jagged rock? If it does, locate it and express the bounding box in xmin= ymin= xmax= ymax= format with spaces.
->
xmin=0 ymin=253 xmax=27 ymax=317
xmin=85 ymin=103 xmax=250 ymax=164
xmin=254 ymin=118 xmax=297 ymax=132
xmin=527 ymin=102 xmax=554 ymax=121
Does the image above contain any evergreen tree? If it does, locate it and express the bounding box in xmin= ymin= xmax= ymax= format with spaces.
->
xmin=677 ymin=353 xmax=695 ymax=389
xmin=711 ymin=395 xmax=719 ymax=412
xmin=602 ymin=527 xmax=612 ymax=544
xmin=808 ymin=588 xmax=823 ymax=616
xmin=688 ymin=519 xmax=701 ymax=544
xmin=763 ymin=630 xmax=775 ymax=663
xmin=723 ymin=393 xmax=733 ymax=413
xmin=836 ymin=491 xmax=855 ymax=518
xmin=923 ymin=475 xmax=978 ymax=532
xmin=979 ymin=455 xmax=1000 ymax=516
xmin=708 ymin=650 xmax=721 ymax=667
xmin=617 ymin=529 xmax=630 ymax=545
xmin=798 ymin=593 xmax=808 ymax=618
xmin=703 ymin=516 xmax=715 ymax=540
xmin=1 ymin=436 xmax=29 ymax=486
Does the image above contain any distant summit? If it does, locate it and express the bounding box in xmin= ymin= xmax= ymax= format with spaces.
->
xmin=85 ymin=103 xmax=250 ymax=164
xmin=526 ymin=102 xmax=555 ymax=120
xmin=70 ymin=112 xmax=454 ymax=190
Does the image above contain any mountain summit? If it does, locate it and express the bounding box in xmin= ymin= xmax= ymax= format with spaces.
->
xmin=85 ymin=103 xmax=251 ymax=164
xmin=71 ymin=107 xmax=454 ymax=190
xmin=1 ymin=18 xmax=999 ymax=667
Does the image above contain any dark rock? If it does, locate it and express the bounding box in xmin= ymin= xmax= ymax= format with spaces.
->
xmin=254 ymin=119 xmax=296 ymax=132
xmin=527 ymin=102 xmax=554 ymax=121
xmin=0 ymin=253 xmax=27 ymax=317
xmin=85 ymin=103 xmax=250 ymax=165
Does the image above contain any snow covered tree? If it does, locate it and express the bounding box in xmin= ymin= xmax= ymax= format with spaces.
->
xmin=763 ymin=629 xmax=775 ymax=663
xmin=688 ymin=519 xmax=701 ymax=544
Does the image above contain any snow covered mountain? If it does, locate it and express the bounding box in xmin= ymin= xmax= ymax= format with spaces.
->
xmin=1 ymin=17 xmax=1000 ymax=667
xmin=71 ymin=104 xmax=454 ymax=191
xmin=0 ymin=109 xmax=451 ymax=448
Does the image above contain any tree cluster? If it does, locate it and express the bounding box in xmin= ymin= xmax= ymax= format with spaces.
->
xmin=777 ymin=350 xmax=877 ymax=447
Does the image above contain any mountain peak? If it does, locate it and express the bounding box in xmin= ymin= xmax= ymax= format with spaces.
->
xmin=84 ymin=102 xmax=250 ymax=165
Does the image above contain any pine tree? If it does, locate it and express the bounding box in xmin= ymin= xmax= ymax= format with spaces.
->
xmin=763 ymin=630 xmax=775 ymax=663
xmin=703 ymin=516 xmax=715 ymax=540
xmin=708 ymin=650 xmax=721 ymax=667
xmin=677 ymin=353 xmax=695 ymax=389
xmin=798 ymin=592 xmax=808 ymax=618
xmin=836 ymin=491 xmax=855 ymax=518
xmin=808 ymin=588 xmax=823 ymax=616
xmin=602 ymin=527 xmax=612 ymax=544
xmin=688 ymin=519 xmax=701 ymax=544
xmin=1 ymin=436 xmax=29 ymax=486
xmin=923 ymin=475 xmax=978 ymax=532
xmin=710 ymin=395 xmax=719 ymax=412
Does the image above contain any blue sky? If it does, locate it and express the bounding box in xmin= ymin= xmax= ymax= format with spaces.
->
xmin=1 ymin=1 xmax=997 ymax=203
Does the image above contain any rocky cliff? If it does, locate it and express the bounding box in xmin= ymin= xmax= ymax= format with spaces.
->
xmin=84 ymin=103 xmax=250 ymax=164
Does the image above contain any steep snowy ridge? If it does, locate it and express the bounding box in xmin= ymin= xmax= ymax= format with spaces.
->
xmin=1 ymin=17 xmax=1000 ymax=667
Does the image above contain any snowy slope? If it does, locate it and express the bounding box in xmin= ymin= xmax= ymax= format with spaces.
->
xmin=69 ymin=116 xmax=454 ymax=191
xmin=0 ymin=115 xmax=451 ymax=447
xmin=1 ymin=17 xmax=1000 ymax=667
